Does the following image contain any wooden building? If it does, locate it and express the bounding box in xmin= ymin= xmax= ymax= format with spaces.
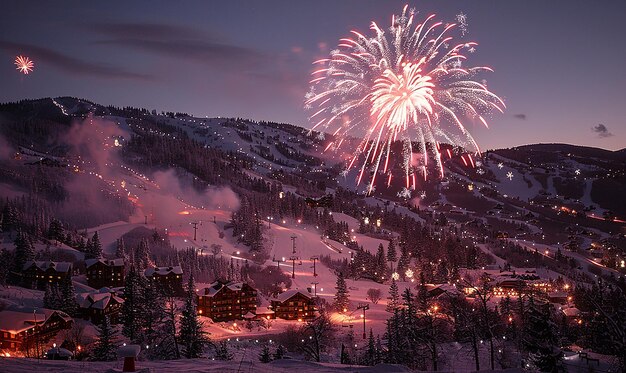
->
xmin=21 ymin=261 xmax=72 ymax=290
xmin=85 ymin=258 xmax=125 ymax=289
xmin=197 ymin=280 xmax=257 ymax=321
xmin=0 ymin=306 xmax=73 ymax=354
xmin=76 ymin=288 xmax=124 ymax=324
xmin=270 ymin=289 xmax=316 ymax=320
xmin=144 ymin=266 xmax=184 ymax=296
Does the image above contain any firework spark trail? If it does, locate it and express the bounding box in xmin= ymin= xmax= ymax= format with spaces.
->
xmin=305 ymin=6 xmax=504 ymax=193
xmin=15 ymin=55 xmax=34 ymax=75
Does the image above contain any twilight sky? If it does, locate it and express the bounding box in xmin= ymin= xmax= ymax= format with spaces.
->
xmin=1 ymin=0 xmax=624 ymax=151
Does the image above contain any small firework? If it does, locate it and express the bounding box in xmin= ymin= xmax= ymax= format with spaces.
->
xmin=419 ymin=190 xmax=427 ymax=199
xmin=506 ymin=171 xmax=514 ymax=180
xmin=15 ymin=55 xmax=34 ymax=75
xmin=456 ymin=12 xmax=468 ymax=36
xmin=574 ymin=169 xmax=581 ymax=175
xmin=397 ymin=187 xmax=412 ymax=199
xmin=498 ymin=162 xmax=504 ymax=169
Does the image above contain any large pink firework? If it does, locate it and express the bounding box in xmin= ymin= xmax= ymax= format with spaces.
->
xmin=305 ymin=6 xmax=504 ymax=193
xmin=15 ymin=55 xmax=34 ymax=75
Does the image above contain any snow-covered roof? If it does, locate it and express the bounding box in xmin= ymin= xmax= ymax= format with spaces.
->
xmin=562 ymin=307 xmax=580 ymax=317
xmin=144 ymin=265 xmax=183 ymax=277
xmin=23 ymin=261 xmax=72 ymax=273
xmin=0 ymin=307 xmax=72 ymax=333
xmin=77 ymin=291 xmax=124 ymax=310
xmin=274 ymin=289 xmax=313 ymax=303
xmin=46 ymin=347 xmax=73 ymax=357
xmin=0 ymin=310 xmax=43 ymax=333
xmin=198 ymin=280 xmax=248 ymax=298
xmin=85 ymin=258 xmax=124 ymax=268
xmin=425 ymin=283 xmax=461 ymax=297
xmin=548 ymin=291 xmax=568 ymax=298
xmin=243 ymin=311 xmax=256 ymax=319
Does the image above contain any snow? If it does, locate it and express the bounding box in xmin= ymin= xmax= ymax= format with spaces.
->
xmin=0 ymin=357 xmax=419 ymax=373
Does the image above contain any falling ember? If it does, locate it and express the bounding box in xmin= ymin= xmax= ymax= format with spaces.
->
xmin=178 ymin=210 xmax=191 ymax=215
xmin=15 ymin=55 xmax=34 ymax=75
xmin=305 ymin=6 xmax=504 ymax=189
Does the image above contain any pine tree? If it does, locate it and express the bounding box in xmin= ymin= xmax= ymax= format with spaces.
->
xmin=115 ymin=238 xmax=126 ymax=260
xmin=214 ymin=341 xmax=233 ymax=360
xmin=258 ymin=344 xmax=272 ymax=363
xmin=273 ymin=344 xmax=286 ymax=360
xmin=47 ymin=219 xmax=63 ymax=242
xmin=121 ymin=266 xmax=145 ymax=342
xmin=334 ymin=271 xmax=350 ymax=312
xmin=364 ymin=329 xmax=376 ymax=366
xmin=43 ymin=283 xmax=54 ymax=309
xmin=386 ymin=279 xmax=400 ymax=313
xmin=1 ymin=204 xmax=18 ymax=232
xmin=179 ymin=275 xmax=209 ymax=358
xmin=136 ymin=239 xmax=151 ymax=271
xmin=86 ymin=232 xmax=102 ymax=259
xmin=386 ymin=240 xmax=397 ymax=272
xmin=92 ymin=316 xmax=118 ymax=361
xmin=397 ymin=245 xmax=410 ymax=281
xmin=59 ymin=276 xmax=79 ymax=316
xmin=374 ymin=244 xmax=387 ymax=283
xmin=13 ymin=232 xmax=34 ymax=274
xmin=522 ymin=300 xmax=563 ymax=371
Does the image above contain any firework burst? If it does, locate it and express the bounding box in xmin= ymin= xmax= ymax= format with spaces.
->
xmin=306 ymin=6 xmax=504 ymax=192
xmin=15 ymin=55 xmax=34 ymax=75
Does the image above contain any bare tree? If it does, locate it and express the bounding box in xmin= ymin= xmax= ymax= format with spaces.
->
xmin=366 ymin=288 xmax=382 ymax=304
xmin=298 ymin=310 xmax=337 ymax=362
xmin=210 ymin=244 xmax=222 ymax=256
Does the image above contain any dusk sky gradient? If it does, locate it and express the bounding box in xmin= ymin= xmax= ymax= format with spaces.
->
xmin=1 ymin=0 xmax=624 ymax=150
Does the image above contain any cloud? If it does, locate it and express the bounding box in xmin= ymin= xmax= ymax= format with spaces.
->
xmin=150 ymin=169 xmax=240 ymax=226
xmin=0 ymin=41 xmax=152 ymax=80
xmin=0 ymin=134 xmax=14 ymax=161
xmin=88 ymin=22 xmax=266 ymax=72
xmin=88 ymin=23 xmax=205 ymax=40
xmin=592 ymin=123 xmax=613 ymax=138
xmin=513 ymin=114 xmax=527 ymax=120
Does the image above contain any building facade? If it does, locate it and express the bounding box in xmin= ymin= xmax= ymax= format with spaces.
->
xmin=85 ymin=258 xmax=125 ymax=289
xmin=144 ymin=266 xmax=184 ymax=296
xmin=270 ymin=289 xmax=316 ymax=320
xmin=76 ymin=289 xmax=124 ymax=324
xmin=197 ymin=281 xmax=257 ymax=321
xmin=0 ymin=306 xmax=73 ymax=354
xmin=21 ymin=261 xmax=72 ymax=290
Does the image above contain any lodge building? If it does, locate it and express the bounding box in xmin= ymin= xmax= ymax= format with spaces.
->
xmin=21 ymin=261 xmax=72 ymax=290
xmin=85 ymin=258 xmax=125 ymax=289
xmin=144 ymin=266 xmax=184 ymax=296
xmin=197 ymin=280 xmax=257 ymax=321
xmin=270 ymin=289 xmax=316 ymax=320
xmin=0 ymin=306 xmax=73 ymax=354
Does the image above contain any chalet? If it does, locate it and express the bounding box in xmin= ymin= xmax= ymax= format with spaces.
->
xmin=76 ymin=288 xmax=124 ymax=324
xmin=144 ymin=266 xmax=184 ymax=296
xmin=22 ymin=261 xmax=72 ymax=290
xmin=270 ymin=289 xmax=316 ymax=320
xmin=425 ymin=284 xmax=461 ymax=299
xmin=492 ymin=279 xmax=526 ymax=297
xmin=197 ymin=280 xmax=257 ymax=321
xmin=0 ymin=306 xmax=73 ymax=354
xmin=85 ymin=258 xmax=125 ymax=289
xmin=548 ymin=291 xmax=569 ymax=305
